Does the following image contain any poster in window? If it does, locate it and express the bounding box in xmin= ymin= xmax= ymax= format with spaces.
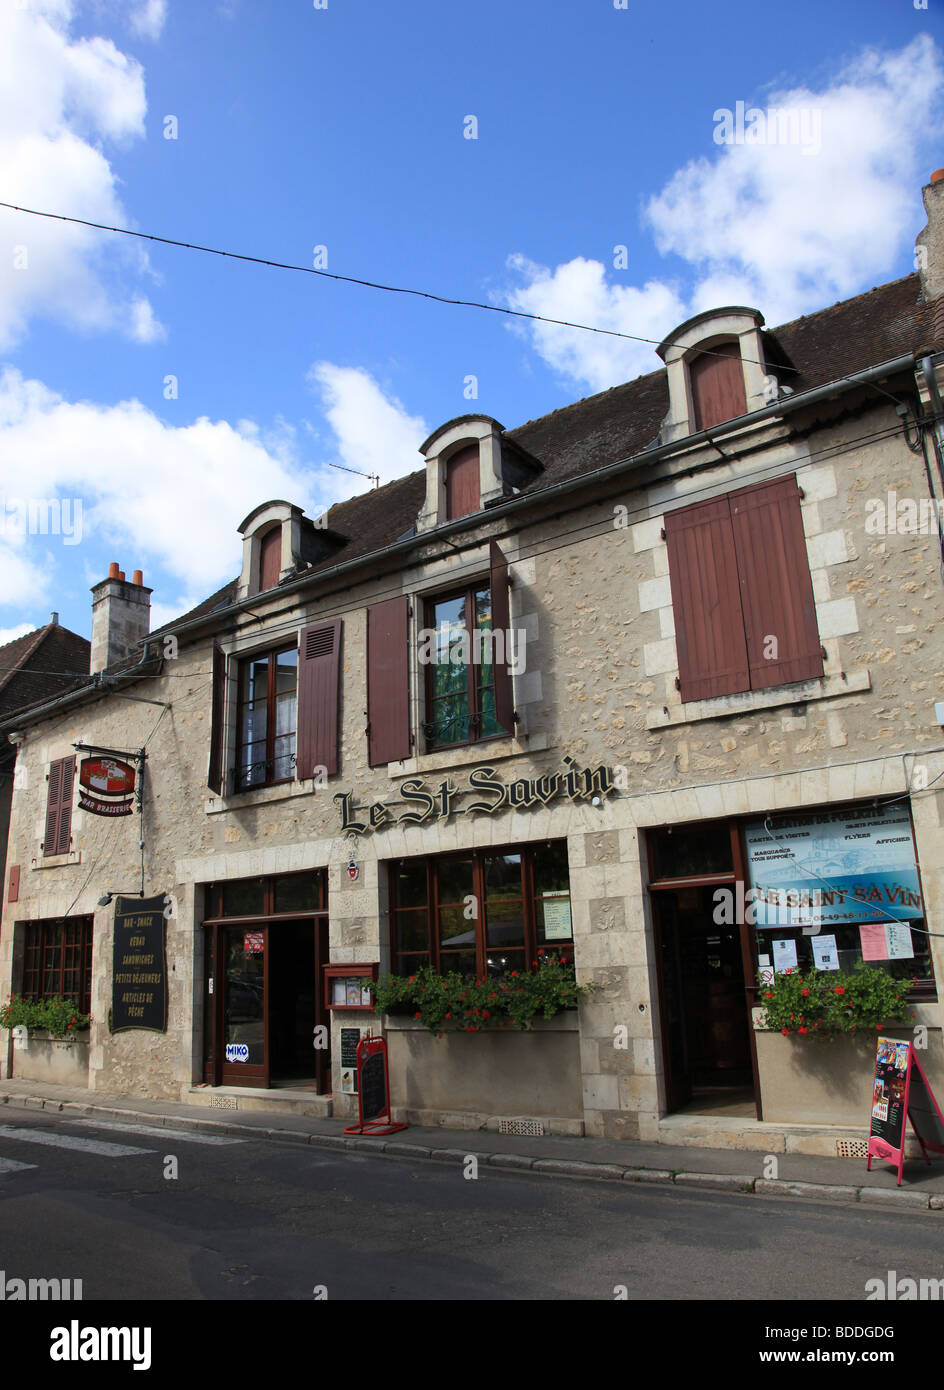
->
xmin=811 ymin=933 xmax=839 ymax=971
xmin=745 ymin=804 xmax=922 ymax=928
xmin=772 ymin=938 xmax=798 ymax=974
xmin=542 ymin=896 xmax=572 ymax=941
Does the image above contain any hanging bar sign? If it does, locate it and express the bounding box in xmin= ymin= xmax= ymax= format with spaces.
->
xmin=79 ymin=757 xmax=136 ymax=817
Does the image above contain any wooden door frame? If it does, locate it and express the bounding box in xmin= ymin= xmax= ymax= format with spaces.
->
xmin=646 ymin=819 xmax=762 ymax=1119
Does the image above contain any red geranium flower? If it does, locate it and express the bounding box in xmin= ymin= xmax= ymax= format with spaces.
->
xmin=801 ymin=989 xmax=809 ymax=997
xmin=798 ymin=1027 xmax=808 ymax=1034
xmin=834 ymin=986 xmax=845 ymax=995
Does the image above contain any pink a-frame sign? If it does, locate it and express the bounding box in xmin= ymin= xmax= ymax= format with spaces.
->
xmin=867 ymin=1035 xmax=944 ymax=1186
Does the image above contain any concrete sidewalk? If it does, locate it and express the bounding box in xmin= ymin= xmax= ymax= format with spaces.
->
xmin=3 ymin=1077 xmax=943 ymax=1211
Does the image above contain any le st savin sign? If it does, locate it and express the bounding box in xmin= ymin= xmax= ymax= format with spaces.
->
xmin=334 ymin=756 xmax=617 ymax=835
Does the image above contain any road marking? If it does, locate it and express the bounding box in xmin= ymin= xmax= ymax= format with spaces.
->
xmin=0 ymin=1125 xmax=151 ymax=1157
xmin=73 ymin=1119 xmax=243 ymax=1146
xmin=0 ymin=1156 xmax=38 ymax=1174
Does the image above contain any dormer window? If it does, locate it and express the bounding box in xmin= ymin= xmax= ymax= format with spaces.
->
xmin=237 ymin=500 xmax=347 ymax=601
xmin=689 ymin=340 xmax=747 ymax=431
xmin=657 ymin=308 xmax=768 ymax=443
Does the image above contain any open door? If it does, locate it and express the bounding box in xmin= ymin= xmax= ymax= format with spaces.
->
xmin=220 ymin=924 xmax=269 ymax=1087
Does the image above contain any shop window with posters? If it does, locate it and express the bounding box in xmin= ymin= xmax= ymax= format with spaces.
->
xmin=389 ymin=840 xmax=572 ymax=979
xmin=745 ymin=803 xmax=935 ymax=992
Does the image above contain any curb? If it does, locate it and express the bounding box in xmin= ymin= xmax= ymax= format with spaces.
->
xmin=1 ymin=1090 xmax=942 ymax=1210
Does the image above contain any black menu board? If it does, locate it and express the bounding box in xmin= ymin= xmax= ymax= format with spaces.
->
xmin=111 ymin=894 xmax=168 ymax=1033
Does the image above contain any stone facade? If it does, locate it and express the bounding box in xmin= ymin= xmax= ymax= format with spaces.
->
xmin=3 ymin=183 xmax=944 ymax=1146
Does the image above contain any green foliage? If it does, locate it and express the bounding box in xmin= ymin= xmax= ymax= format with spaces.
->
xmin=0 ymin=996 xmax=91 ymax=1038
xmin=757 ymin=963 xmax=913 ymax=1040
xmin=369 ymin=958 xmax=592 ymax=1035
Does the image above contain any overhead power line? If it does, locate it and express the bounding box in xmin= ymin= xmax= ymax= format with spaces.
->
xmin=0 ymin=197 xmax=800 ymax=376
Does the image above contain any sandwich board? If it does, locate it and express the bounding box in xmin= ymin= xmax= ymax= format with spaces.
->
xmin=867 ymin=1035 xmax=944 ymax=1185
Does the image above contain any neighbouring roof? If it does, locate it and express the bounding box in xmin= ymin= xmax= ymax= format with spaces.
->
xmin=0 ymin=622 xmax=91 ymax=722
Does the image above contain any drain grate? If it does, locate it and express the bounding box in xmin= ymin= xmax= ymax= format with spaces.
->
xmin=211 ymin=1095 xmax=239 ymax=1110
xmin=498 ymin=1118 xmax=545 ymax=1137
xmin=836 ymin=1138 xmax=868 ymax=1158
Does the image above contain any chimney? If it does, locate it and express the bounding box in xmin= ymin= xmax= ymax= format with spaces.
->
xmin=916 ymin=169 xmax=944 ymax=311
xmin=90 ymin=564 xmax=152 ymax=674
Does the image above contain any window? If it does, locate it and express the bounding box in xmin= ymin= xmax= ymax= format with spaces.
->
xmin=259 ymin=527 xmax=282 ymax=590
xmin=208 ymin=619 xmax=341 ymax=796
xmin=43 ymin=756 xmax=75 ymax=857
xmin=235 ymin=646 xmax=298 ymax=790
xmin=389 ymin=841 xmax=572 ymax=979
xmin=204 ymin=870 xmax=327 ymax=920
xmin=22 ymin=917 xmax=93 ymax=1013
xmin=423 ymin=585 xmax=502 ymax=750
xmin=446 ymin=444 xmax=479 ymax=520
xmin=689 ymin=340 xmax=746 ymax=430
xmin=664 ymin=474 xmax=822 ymax=702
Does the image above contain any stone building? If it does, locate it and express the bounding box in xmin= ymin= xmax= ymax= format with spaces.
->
xmin=3 ymin=174 xmax=944 ymax=1152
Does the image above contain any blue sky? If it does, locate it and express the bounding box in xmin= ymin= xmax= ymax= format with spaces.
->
xmin=0 ymin=0 xmax=941 ymax=641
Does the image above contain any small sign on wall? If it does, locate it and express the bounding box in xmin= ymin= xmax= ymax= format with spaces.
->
xmin=225 ymin=1042 xmax=249 ymax=1063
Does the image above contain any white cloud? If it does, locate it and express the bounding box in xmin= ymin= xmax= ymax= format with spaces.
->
xmin=129 ymin=0 xmax=167 ymax=40
xmin=0 ymin=1 xmax=162 ymax=350
xmin=306 ymin=363 xmax=428 ymax=500
xmin=0 ymin=367 xmax=316 ymax=611
xmin=504 ymin=254 xmax=686 ymax=394
xmin=0 ymin=623 xmax=37 ymax=648
xmin=507 ymin=35 xmax=944 ymax=392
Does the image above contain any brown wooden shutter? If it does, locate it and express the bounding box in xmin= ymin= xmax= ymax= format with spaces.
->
xmin=8 ymin=865 xmax=19 ymax=903
xmin=489 ymin=540 xmax=516 ymax=734
xmin=297 ymin=619 xmax=341 ymax=777
xmin=43 ymin=756 xmax=75 ymax=856
xmin=690 ymin=342 xmax=746 ymax=430
xmin=259 ymin=527 xmax=281 ymax=590
xmin=367 ymin=597 xmax=411 ymax=766
xmin=446 ymin=445 xmax=480 ymax=520
xmin=664 ymin=498 xmax=750 ymax=701
xmin=729 ymin=475 xmax=824 ymax=690
xmin=208 ymin=645 xmax=226 ymax=795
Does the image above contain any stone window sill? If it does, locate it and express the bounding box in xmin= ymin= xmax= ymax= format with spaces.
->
xmin=205 ymin=778 xmax=318 ymax=815
xmin=32 ymin=850 xmax=82 ymax=870
xmin=387 ymin=731 xmax=548 ymax=779
xmin=645 ymin=668 xmax=870 ymax=730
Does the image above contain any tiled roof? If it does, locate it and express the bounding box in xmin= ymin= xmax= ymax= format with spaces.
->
xmin=0 ymin=622 xmax=91 ymax=719
xmin=149 ymin=273 xmax=932 ymax=645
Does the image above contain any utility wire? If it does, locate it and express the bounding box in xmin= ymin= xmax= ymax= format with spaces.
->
xmin=0 ymin=198 xmax=914 ymax=407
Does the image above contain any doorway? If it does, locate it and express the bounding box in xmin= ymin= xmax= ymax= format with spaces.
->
xmin=211 ymin=916 xmax=330 ymax=1092
xmin=653 ymin=886 xmax=754 ymax=1113
xmin=269 ymin=922 xmax=316 ymax=1084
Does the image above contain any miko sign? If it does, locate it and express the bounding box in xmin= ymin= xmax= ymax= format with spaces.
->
xmin=225 ymin=1043 xmax=249 ymax=1063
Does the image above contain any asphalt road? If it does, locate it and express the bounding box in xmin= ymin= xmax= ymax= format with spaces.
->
xmin=0 ymin=1108 xmax=942 ymax=1307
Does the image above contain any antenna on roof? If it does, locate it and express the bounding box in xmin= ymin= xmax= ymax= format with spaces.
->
xmin=326 ymin=461 xmax=380 ymax=489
